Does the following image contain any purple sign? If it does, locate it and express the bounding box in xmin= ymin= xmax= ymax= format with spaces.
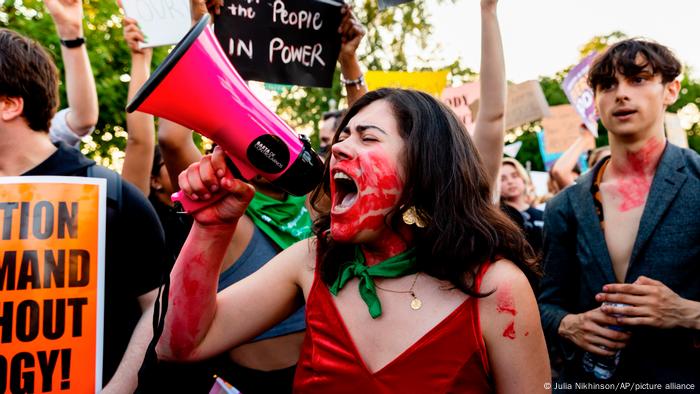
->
xmin=561 ymin=51 xmax=599 ymax=136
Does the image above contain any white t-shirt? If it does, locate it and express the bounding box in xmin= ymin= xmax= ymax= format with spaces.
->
xmin=49 ymin=108 xmax=94 ymax=147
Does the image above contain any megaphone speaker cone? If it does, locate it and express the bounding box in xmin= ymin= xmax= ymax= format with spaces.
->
xmin=125 ymin=13 xmax=324 ymax=203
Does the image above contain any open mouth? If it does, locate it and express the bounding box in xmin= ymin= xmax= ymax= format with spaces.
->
xmin=332 ymin=171 xmax=359 ymax=213
xmin=613 ymin=109 xmax=637 ymax=118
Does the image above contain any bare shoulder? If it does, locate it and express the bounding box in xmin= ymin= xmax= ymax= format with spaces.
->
xmin=477 ymin=259 xmax=551 ymax=391
xmin=479 ymin=258 xmax=531 ymax=296
xmin=274 ymin=237 xmax=318 ymax=292
xmin=478 ymin=258 xmax=540 ymax=342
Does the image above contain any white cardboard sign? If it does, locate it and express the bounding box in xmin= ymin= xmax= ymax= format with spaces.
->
xmin=121 ymin=0 xmax=191 ymax=48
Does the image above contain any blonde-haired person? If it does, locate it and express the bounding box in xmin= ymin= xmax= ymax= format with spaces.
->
xmin=500 ymin=158 xmax=538 ymax=209
xmin=499 ymin=158 xmax=543 ymax=254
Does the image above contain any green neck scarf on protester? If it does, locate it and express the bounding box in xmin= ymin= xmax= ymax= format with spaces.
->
xmin=245 ymin=191 xmax=312 ymax=250
xmin=329 ymin=246 xmax=418 ymax=319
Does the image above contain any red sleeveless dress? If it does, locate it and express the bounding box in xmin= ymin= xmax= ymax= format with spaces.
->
xmin=293 ymin=264 xmax=494 ymax=393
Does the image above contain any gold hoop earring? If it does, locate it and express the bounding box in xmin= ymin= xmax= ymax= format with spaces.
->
xmin=402 ymin=206 xmax=426 ymax=228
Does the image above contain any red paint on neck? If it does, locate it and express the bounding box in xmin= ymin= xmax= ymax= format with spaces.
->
xmin=610 ymin=138 xmax=664 ymax=212
xmin=361 ymin=234 xmax=409 ymax=266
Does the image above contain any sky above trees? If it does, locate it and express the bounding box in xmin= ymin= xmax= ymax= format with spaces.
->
xmin=427 ymin=0 xmax=700 ymax=82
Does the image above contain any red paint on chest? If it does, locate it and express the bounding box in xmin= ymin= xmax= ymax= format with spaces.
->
xmin=502 ymin=321 xmax=516 ymax=339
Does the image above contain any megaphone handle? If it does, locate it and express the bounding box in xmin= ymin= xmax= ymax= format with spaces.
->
xmin=171 ymin=189 xmax=228 ymax=214
xmin=171 ymin=154 xmax=251 ymax=214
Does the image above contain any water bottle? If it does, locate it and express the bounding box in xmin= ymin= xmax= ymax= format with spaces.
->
xmin=582 ymin=302 xmax=628 ymax=380
xmin=582 ymin=345 xmax=621 ymax=380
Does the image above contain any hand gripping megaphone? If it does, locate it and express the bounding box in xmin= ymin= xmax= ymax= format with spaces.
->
xmin=126 ymin=14 xmax=324 ymax=213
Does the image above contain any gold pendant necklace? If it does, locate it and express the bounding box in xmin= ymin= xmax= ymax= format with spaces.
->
xmin=375 ymin=272 xmax=422 ymax=311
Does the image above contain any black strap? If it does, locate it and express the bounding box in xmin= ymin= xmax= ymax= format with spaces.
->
xmin=86 ymin=164 xmax=172 ymax=392
xmin=135 ymin=266 xmax=171 ymax=393
xmin=86 ymin=165 xmax=122 ymax=210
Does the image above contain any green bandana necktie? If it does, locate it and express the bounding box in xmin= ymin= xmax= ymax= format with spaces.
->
xmin=329 ymin=246 xmax=418 ymax=319
xmin=245 ymin=191 xmax=312 ymax=249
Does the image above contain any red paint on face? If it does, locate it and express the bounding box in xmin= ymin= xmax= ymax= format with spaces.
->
xmin=612 ymin=138 xmax=664 ymax=211
xmin=330 ymin=149 xmax=403 ymax=245
xmin=502 ymin=321 xmax=516 ymax=340
xmin=525 ymin=331 xmax=530 ymax=337
xmin=496 ymin=283 xmax=517 ymax=316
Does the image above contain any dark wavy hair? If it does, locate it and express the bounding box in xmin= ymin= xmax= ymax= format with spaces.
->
xmin=588 ymin=38 xmax=682 ymax=92
xmin=0 ymin=28 xmax=59 ymax=132
xmin=310 ymin=88 xmax=538 ymax=296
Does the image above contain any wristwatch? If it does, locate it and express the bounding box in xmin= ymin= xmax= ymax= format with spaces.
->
xmin=60 ymin=37 xmax=85 ymax=48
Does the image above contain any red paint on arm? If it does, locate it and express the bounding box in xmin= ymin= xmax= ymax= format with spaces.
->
xmin=168 ymin=252 xmax=220 ymax=356
xmin=163 ymin=223 xmax=236 ymax=359
xmin=496 ymin=283 xmax=517 ymax=316
xmin=502 ymin=321 xmax=516 ymax=339
xmin=495 ymin=283 xmax=518 ymax=340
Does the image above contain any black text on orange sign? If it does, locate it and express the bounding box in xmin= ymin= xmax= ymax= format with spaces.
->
xmin=0 ymin=201 xmax=78 ymax=241
xmin=0 ymin=348 xmax=72 ymax=392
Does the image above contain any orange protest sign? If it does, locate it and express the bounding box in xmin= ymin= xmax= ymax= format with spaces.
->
xmin=0 ymin=177 xmax=106 ymax=393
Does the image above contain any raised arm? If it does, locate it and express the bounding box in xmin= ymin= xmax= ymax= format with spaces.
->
xmin=120 ymin=16 xmax=155 ymax=196
xmin=550 ymin=125 xmax=594 ymax=190
xmin=472 ymin=0 xmax=506 ymax=189
xmin=338 ymin=4 xmax=367 ymax=107
xmin=157 ymin=148 xmax=306 ymax=361
xmin=45 ymin=0 xmax=99 ymax=139
xmin=157 ymin=119 xmax=202 ymax=193
xmin=101 ymin=289 xmax=158 ymax=393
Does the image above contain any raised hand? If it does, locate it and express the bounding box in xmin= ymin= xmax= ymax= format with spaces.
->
xmin=122 ymin=16 xmax=150 ymax=54
xmin=44 ymin=0 xmax=84 ymax=38
xmin=481 ymin=0 xmax=498 ymax=11
xmin=178 ymin=147 xmax=255 ymax=227
xmin=338 ymin=4 xmax=365 ymax=63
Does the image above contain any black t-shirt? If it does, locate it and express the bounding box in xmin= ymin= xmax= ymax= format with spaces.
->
xmin=23 ymin=143 xmax=165 ymax=385
xmin=148 ymin=194 xmax=193 ymax=265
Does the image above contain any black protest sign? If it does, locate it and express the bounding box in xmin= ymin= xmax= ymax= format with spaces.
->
xmin=214 ymin=0 xmax=344 ymax=88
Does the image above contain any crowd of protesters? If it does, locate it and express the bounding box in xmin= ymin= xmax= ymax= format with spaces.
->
xmin=1 ymin=0 xmax=699 ymax=393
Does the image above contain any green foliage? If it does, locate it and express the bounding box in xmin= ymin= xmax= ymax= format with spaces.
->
xmin=669 ymin=73 xmax=700 ymax=112
xmin=3 ymin=4 xmax=700 ymax=169
xmin=578 ymin=30 xmax=626 ymax=57
xmin=1 ymin=0 xmax=167 ymax=168
xmin=275 ymin=0 xmax=465 ymax=148
xmin=513 ymin=127 xmax=544 ymax=172
xmin=539 ymin=75 xmax=569 ymax=107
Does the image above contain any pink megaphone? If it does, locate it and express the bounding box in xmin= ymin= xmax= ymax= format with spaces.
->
xmin=126 ymin=14 xmax=323 ymax=213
